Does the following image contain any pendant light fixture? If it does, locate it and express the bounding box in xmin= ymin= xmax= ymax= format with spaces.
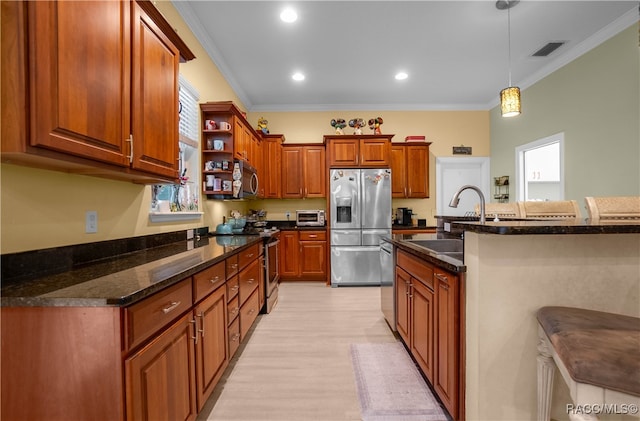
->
xmin=498 ymin=0 xmax=521 ymax=117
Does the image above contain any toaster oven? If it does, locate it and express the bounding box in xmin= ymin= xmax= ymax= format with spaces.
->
xmin=296 ymin=210 xmax=326 ymax=227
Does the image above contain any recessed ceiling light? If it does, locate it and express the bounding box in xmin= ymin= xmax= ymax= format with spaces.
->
xmin=395 ymin=72 xmax=408 ymax=81
xmin=280 ymin=8 xmax=297 ymax=23
xmin=292 ymin=72 xmax=305 ymax=81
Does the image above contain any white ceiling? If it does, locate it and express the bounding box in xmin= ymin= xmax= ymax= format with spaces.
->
xmin=172 ymin=1 xmax=638 ymax=112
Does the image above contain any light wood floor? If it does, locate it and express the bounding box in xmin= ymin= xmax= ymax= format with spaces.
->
xmin=197 ymin=281 xmax=399 ymax=421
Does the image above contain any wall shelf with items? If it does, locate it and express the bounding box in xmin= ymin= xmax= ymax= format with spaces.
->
xmin=200 ymin=105 xmax=235 ymax=198
xmin=494 ymin=176 xmax=509 ymax=202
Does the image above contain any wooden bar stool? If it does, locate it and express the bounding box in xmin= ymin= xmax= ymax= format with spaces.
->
xmin=537 ymin=306 xmax=640 ymax=420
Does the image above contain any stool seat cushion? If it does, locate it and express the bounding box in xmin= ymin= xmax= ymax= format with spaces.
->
xmin=537 ymin=306 xmax=640 ymax=397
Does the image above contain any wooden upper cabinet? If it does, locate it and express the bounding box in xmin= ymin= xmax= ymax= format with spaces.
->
xmin=303 ymin=146 xmax=326 ymax=197
xmin=281 ymin=144 xmax=326 ymax=198
xmin=281 ymin=147 xmax=303 ymax=198
xmin=325 ymin=135 xmax=393 ymax=167
xmin=131 ymin=1 xmax=180 ymax=178
xmin=261 ymin=134 xmax=284 ymax=198
xmin=390 ymin=145 xmax=407 ymax=197
xmin=27 ymin=1 xmax=131 ymax=167
xmin=1 ymin=0 xmax=194 ymax=184
xmin=390 ymin=142 xmax=431 ymax=198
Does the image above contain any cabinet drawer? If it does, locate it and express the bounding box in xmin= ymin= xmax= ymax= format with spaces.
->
xmin=124 ymin=278 xmax=193 ymax=351
xmin=226 ymin=255 xmax=239 ymax=278
xmin=238 ymin=244 xmax=259 ymax=271
xmin=226 ymin=276 xmax=239 ymax=302
xmin=397 ymin=250 xmax=433 ymax=289
xmin=228 ymin=317 xmax=240 ymax=358
xmin=299 ymin=230 xmax=326 ymax=241
xmin=240 ymin=289 xmax=260 ymax=341
xmin=228 ymin=295 xmax=240 ymax=325
xmin=238 ymin=259 xmax=260 ymax=305
xmin=193 ymin=260 xmax=225 ymax=303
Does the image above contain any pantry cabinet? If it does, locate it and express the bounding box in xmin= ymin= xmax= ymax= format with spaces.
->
xmin=325 ymin=135 xmax=394 ymax=168
xmin=390 ymin=142 xmax=431 ymax=198
xmin=0 ymin=0 xmax=195 ymax=184
xmin=396 ymin=249 xmax=461 ymax=420
xmin=281 ymin=144 xmax=326 ymax=198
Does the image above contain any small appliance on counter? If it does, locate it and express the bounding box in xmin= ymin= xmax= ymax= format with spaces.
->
xmin=396 ymin=207 xmax=413 ymax=225
xmin=295 ymin=210 xmax=326 ymax=227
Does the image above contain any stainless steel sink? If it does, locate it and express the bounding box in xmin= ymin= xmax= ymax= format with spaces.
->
xmin=405 ymin=239 xmax=463 ymax=253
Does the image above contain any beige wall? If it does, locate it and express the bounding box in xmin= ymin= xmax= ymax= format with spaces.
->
xmin=489 ymin=23 xmax=640 ymax=213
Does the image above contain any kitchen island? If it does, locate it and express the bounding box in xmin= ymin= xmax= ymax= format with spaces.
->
xmin=455 ymin=219 xmax=640 ymax=421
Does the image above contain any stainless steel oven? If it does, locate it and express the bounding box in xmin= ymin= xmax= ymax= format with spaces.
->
xmin=262 ymin=231 xmax=280 ymax=313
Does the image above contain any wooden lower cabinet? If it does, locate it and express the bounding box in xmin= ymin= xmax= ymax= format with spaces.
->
xmin=411 ymin=278 xmax=435 ymax=384
xmin=279 ymin=230 xmax=327 ymax=281
xmin=396 ymin=249 xmax=462 ymax=420
xmin=194 ymin=286 xmax=228 ymax=411
xmin=125 ymin=312 xmax=198 ymax=421
xmin=434 ymin=268 xmax=460 ymax=418
xmin=1 ymin=243 xmax=265 ymax=421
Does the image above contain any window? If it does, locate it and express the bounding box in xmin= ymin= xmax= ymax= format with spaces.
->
xmin=150 ymin=75 xmax=203 ymax=221
xmin=515 ymin=133 xmax=564 ymax=201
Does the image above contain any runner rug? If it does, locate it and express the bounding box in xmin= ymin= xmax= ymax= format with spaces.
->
xmin=349 ymin=342 xmax=448 ymax=421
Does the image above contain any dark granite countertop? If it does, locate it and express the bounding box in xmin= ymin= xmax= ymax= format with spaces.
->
xmin=384 ymin=234 xmax=467 ymax=274
xmin=392 ymin=225 xmax=437 ymax=231
xmin=450 ymin=218 xmax=640 ymax=235
xmin=1 ymin=235 xmax=262 ymax=308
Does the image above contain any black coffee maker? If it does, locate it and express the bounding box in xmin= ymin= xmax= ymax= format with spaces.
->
xmin=396 ymin=208 xmax=413 ymax=226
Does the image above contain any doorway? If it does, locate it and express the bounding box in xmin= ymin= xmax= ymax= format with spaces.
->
xmin=515 ymin=133 xmax=564 ymax=201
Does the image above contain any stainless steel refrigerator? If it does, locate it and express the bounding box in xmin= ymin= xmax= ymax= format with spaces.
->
xmin=330 ymin=168 xmax=392 ymax=286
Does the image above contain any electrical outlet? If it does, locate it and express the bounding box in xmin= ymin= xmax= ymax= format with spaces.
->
xmin=285 ymin=211 xmax=291 ymax=220
xmin=85 ymin=211 xmax=97 ymax=233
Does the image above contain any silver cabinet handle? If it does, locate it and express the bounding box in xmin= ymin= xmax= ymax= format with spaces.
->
xmin=435 ymin=273 xmax=449 ymax=282
xmin=190 ymin=318 xmax=198 ymax=344
xmin=126 ymin=134 xmax=133 ymax=163
xmin=210 ymin=275 xmax=220 ymax=283
xmin=198 ymin=312 xmax=205 ymax=337
xmin=162 ymin=301 xmax=181 ymax=314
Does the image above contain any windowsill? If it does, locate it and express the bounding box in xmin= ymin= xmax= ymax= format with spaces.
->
xmin=149 ymin=212 xmax=204 ymax=223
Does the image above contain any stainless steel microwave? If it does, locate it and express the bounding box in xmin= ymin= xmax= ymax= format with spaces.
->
xmin=296 ymin=210 xmax=326 ymax=226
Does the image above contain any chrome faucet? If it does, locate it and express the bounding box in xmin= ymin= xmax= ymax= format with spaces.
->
xmin=449 ymin=185 xmax=486 ymax=224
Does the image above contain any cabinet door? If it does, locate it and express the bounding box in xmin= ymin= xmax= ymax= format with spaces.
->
xmin=360 ymin=138 xmax=390 ymax=167
xmin=299 ymin=241 xmax=327 ymax=279
xmin=125 ymin=313 xmax=197 ymax=421
xmin=281 ymin=147 xmax=303 ymax=198
xmin=328 ymin=138 xmax=359 ymax=167
xmin=233 ymin=119 xmax=245 ymax=161
xmin=411 ymin=279 xmax=434 ymax=383
xmin=131 ymin=2 xmax=180 ymax=178
xmin=194 ymin=286 xmax=228 ymax=411
xmin=28 ymin=1 xmax=130 ymax=166
xmin=434 ymin=269 xmax=459 ymax=419
xmin=395 ymin=267 xmax=411 ymax=344
xmin=390 ymin=145 xmax=407 ymax=198
xmin=263 ymin=139 xmax=282 ymax=198
xmin=405 ymin=144 xmax=429 ymax=198
xmin=303 ymin=146 xmax=326 ymax=197
xmin=279 ymin=230 xmax=300 ymax=278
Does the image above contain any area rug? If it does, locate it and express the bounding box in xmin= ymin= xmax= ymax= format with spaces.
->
xmin=350 ymin=342 xmax=448 ymax=421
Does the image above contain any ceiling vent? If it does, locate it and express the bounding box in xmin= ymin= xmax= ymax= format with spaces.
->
xmin=532 ymin=42 xmax=566 ymax=57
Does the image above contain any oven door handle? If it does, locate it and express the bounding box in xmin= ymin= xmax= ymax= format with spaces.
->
xmin=267 ymin=239 xmax=280 ymax=248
